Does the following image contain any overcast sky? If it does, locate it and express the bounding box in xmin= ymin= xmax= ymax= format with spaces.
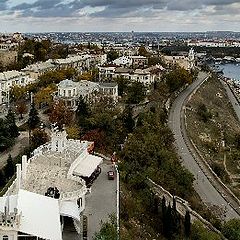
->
xmin=0 ymin=0 xmax=239 ymax=32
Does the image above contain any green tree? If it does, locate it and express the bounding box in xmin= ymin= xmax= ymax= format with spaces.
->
xmin=222 ymin=219 xmax=240 ymax=240
xmin=165 ymin=67 xmax=193 ymax=92
xmin=10 ymin=85 xmax=27 ymax=102
xmin=148 ymin=56 xmax=164 ymax=66
xmin=16 ymin=100 xmax=28 ymax=119
xmin=197 ymin=103 xmax=212 ymax=123
xmin=30 ymin=128 xmax=49 ymax=150
xmin=126 ymin=82 xmax=146 ymax=104
xmin=115 ymin=76 xmax=129 ymax=97
xmin=122 ymin=107 xmax=135 ymax=133
xmin=191 ymin=221 xmax=221 ymax=240
xmin=66 ymin=125 xmax=81 ymax=140
xmin=5 ymin=109 xmax=19 ymax=138
xmin=0 ymin=170 xmax=6 ymax=187
xmin=35 ymin=85 xmax=56 ymax=108
xmin=28 ymin=102 xmax=40 ymax=130
xmin=0 ymin=119 xmax=14 ymax=151
xmin=107 ymin=49 xmax=119 ymax=62
xmin=4 ymin=154 xmax=15 ymax=179
xmin=94 ymin=214 xmax=118 ymax=240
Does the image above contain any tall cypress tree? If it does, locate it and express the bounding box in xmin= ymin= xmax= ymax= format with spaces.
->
xmin=5 ymin=108 xmax=19 ymax=138
xmin=184 ymin=210 xmax=191 ymax=238
xmin=4 ymin=154 xmax=15 ymax=179
xmin=161 ymin=196 xmax=166 ymax=217
xmin=28 ymin=102 xmax=40 ymax=130
xmin=172 ymin=196 xmax=180 ymax=236
xmin=165 ymin=203 xmax=173 ymax=239
xmin=123 ymin=106 xmax=135 ymax=133
xmin=76 ymin=96 xmax=90 ymax=128
xmin=0 ymin=169 xmax=6 ymax=187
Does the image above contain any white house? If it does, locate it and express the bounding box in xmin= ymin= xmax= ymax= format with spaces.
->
xmin=98 ymin=66 xmax=116 ymax=81
xmin=0 ymin=71 xmax=34 ymax=105
xmin=101 ymin=67 xmax=156 ymax=86
xmin=57 ymin=79 xmax=118 ymax=108
xmin=0 ymin=129 xmax=103 ymax=239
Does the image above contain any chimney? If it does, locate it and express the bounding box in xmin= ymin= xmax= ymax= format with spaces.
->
xmin=21 ymin=155 xmax=27 ymax=180
xmin=16 ymin=164 xmax=22 ymax=191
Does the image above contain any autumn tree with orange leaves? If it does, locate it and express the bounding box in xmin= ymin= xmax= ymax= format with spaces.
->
xmin=49 ymin=101 xmax=73 ymax=129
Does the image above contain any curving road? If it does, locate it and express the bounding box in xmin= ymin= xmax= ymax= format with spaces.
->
xmin=168 ymin=72 xmax=240 ymax=220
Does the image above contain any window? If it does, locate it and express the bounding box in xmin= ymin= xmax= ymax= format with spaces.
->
xmin=77 ymin=197 xmax=83 ymax=207
xmin=3 ymin=236 xmax=9 ymax=240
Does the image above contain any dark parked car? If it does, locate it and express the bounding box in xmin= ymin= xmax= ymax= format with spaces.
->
xmin=107 ymin=170 xmax=115 ymax=180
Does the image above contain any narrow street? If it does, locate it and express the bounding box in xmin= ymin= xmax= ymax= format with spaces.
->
xmin=0 ymin=131 xmax=29 ymax=168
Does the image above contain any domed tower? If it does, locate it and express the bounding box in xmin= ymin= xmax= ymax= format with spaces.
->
xmin=188 ymin=48 xmax=195 ymax=70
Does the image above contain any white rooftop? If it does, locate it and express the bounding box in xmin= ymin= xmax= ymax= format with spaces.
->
xmin=17 ymin=189 xmax=62 ymax=240
xmin=73 ymin=154 xmax=103 ymax=178
xmin=0 ymin=189 xmax=62 ymax=240
xmin=0 ymin=71 xmax=27 ymax=81
xmin=58 ymin=79 xmax=79 ymax=88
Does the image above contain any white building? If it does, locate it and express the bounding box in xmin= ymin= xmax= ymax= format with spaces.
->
xmin=21 ymin=60 xmax=57 ymax=80
xmin=163 ymin=49 xmax=195 ymax=71
xmin=21 ymin=54 xmax=108 ymax=80
xmin=0 ymin=71 xmax=34 ymax=105
xmin=0 ymin=129 xmax=103 ymax=239
xmin=113 ymin=56 xmax=132 ymax=67
xmin=57 ymin=79 xmax=118 ymax=108
xmin=129 ymin=55 xmax=148 ymax=68
xmin=99 ymin=66 xmax=156 ymax=85
xmin=98 ymin=66 xmax=116 ymax=81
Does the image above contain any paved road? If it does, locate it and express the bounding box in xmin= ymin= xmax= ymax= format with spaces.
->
xmin=0 ymin=131 xmax=29 ymax=168
xmin=221 ymin=80 xmax=240 ymax=121
xmin=84 ymin=161 xmax=117 ymax=239
xmin=169 ymin=72 xmax=240 ymax=220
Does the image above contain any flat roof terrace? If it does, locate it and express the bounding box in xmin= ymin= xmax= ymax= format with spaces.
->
xmin=21 ymin=153 xmax=83 ymax=196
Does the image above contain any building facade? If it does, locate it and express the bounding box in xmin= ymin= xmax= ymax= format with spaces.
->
xmin=57 ymin=79 xmax=118 ymax=108
xmin=0 ymin=71 xmax=34 ymax=105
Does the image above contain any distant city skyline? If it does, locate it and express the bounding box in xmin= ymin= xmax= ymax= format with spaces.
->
xmin=0 ymin=0 xmax=239 ymax=33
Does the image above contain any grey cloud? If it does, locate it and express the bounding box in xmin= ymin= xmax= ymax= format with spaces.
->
xmin=12 ymin=0 xmax=62 ymax=10
xmin=0 ymin=0 xmax=8 ymax=11
xmin=7 ymin=0 xmax=240 ymax=18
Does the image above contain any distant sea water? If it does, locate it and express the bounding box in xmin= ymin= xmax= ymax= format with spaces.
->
xmin=219 ymin=63 xmax=240 ymax=82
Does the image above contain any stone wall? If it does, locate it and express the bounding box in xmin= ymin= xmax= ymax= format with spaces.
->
xmin=147 ymin=178 xmax=225 ymax=238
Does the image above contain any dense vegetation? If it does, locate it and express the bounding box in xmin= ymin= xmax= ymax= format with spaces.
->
xmin=0 ymin=109 xmax=19 ymax=152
